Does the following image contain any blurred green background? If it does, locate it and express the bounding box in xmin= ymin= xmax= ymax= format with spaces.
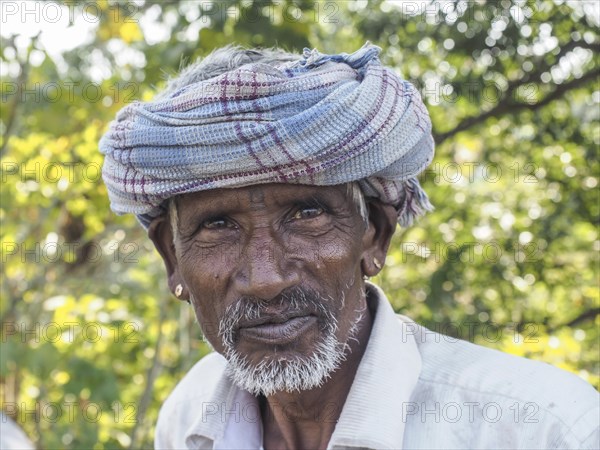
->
xmin=1 ymin=0 xmax=598 ymax=448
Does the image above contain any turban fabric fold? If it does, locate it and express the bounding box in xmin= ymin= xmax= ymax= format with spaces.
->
xmin=99 ymin=43 xmax=435 ymax=228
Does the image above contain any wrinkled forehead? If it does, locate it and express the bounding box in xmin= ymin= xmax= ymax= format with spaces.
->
xmin=175 ymin=183 xmax=351 ymax=215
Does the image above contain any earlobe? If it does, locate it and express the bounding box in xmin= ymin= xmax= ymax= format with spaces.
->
xmin=360 ymin=200 xmax=398 ymax=278
xmin=147 ymin=215 xmax=189 ymax=301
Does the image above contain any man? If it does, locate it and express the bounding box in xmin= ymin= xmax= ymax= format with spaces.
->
xmin=99 ymin=43 xmax=599 ymax=449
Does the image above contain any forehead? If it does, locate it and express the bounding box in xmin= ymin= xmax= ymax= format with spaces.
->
xmin=176 ymin=183 xmax=350 ymax=214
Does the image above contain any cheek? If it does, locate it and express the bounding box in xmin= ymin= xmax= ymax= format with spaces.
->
xmin=195 ymin=305 xmax=221 ymax=344
xmin=308 ymin=233 xmax=363 ymax=276
xmin=191 ymin=297 xmax=234 ymax=356
xmin=179 ymin=239 xmax=239 ymax=290
xmin=312 ymin=235 xmax=366 ymax=326
xmin=178 ymin=247 xmax=235 ymax=346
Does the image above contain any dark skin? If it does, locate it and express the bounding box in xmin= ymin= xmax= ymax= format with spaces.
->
xmin=149 ymin=183 xmax=397 ymax=450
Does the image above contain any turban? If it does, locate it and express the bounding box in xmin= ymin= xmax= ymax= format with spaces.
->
xmin=99 ymin=43 xmax=435 ymax=229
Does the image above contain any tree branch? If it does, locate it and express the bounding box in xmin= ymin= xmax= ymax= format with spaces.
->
xmin=565 ymin=308 xmax=600 ymax=329
xmin=434 ymin=43 xmax=599 ymax=145
xmin=435 ymin=67 xmax=599 ymax=144
xmin=504 ymin=41 xmax=599 ymax=96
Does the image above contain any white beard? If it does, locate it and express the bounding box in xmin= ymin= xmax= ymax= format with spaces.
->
xmin=216 ymin=288 xmax=364 ymax=397
xmin=224 ymin=331 xmax=347 ymax=396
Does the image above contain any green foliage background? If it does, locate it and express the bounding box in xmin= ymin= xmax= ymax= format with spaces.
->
xmin=1 ymin=0 xmax=598 ymax=448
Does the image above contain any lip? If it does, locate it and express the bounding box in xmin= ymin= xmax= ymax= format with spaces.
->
xmin=238 ymin=315 xmax=317 ymax=345
xmin=238 ymin=311 xmax=307 ymax=328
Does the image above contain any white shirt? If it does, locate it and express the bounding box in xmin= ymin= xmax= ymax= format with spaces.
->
xmin=0 ymin=413 xmax=35 ymax=450
xmin=155 ymin=283 xmax=600 ymax=449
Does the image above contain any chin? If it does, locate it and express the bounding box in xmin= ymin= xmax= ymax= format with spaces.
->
xmin=224 ymin=332 xmax=349 ymax=397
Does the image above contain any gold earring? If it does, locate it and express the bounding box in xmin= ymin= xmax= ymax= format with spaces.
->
xmin=175 ymin=284 xmax=183 ymax=298
xmin=373 ymin=258 xmax=382 ymax=270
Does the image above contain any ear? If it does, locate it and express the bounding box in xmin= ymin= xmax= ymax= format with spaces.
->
xmin=147 ymin=215 xmax=188 ymax=301
xmin=360 ymin=200 xmax=398 ymax=278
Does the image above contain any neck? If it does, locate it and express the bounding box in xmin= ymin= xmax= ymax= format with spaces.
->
xmin=260 ymin=298 xmax=374 ymax=450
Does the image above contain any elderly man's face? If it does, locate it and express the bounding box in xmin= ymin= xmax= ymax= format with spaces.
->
xmin=150 ymin=183 xmax=395 ymax=395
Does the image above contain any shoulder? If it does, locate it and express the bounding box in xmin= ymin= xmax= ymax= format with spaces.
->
xmin=398 ymin=316 xmax=599 ymax=449
xmin=159 ymin=352 xmax=227 ymax=411
xmin=154 ymin=352 xmax=227 ymax=448
xmin=0 ymin=413 xmax=35 ymax=450
xmin=405 ymin=316 xmax=598 ymax=411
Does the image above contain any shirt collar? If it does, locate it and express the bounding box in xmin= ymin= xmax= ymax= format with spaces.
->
xmin=184 ymin=282 xmax=422 ymax=449
xmin=328 ymin=282 xmax=422 ymax=449
xmin=184 ymin=371 xmax=263 ymax=449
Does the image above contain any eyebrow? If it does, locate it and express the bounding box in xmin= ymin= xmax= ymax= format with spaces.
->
xmin=274 ymin=191 xmax=332 ymax=206
xmin=185 ymin=201 xmax=240 ymax=220
xmin=181 ymin=187 xmax=345 ymax=221
xmin=177 ymin=194 xmax=240 ymax=223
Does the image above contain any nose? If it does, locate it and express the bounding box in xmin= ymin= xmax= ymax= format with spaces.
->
xmin=233 ymin=227 xmax=299 ymax=301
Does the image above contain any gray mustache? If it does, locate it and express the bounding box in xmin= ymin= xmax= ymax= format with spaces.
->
xmin=218 ymin=286 xmax=336 ymax=346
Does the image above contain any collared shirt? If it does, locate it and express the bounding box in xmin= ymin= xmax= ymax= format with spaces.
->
xmin=155 ymin=283 xmax=600 ymax=449
xmin=0 ymin=413 xmax=35 ymax=450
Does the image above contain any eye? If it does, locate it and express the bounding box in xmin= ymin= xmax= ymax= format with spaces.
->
xmin=201 ymin=217 xmax=235 ymax=230
xmin=291 ymin=206 xmax=324 ymax=221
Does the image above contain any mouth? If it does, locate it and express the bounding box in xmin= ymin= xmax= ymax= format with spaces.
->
xmin=237 ymin=314 xmax=318 ymax=345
